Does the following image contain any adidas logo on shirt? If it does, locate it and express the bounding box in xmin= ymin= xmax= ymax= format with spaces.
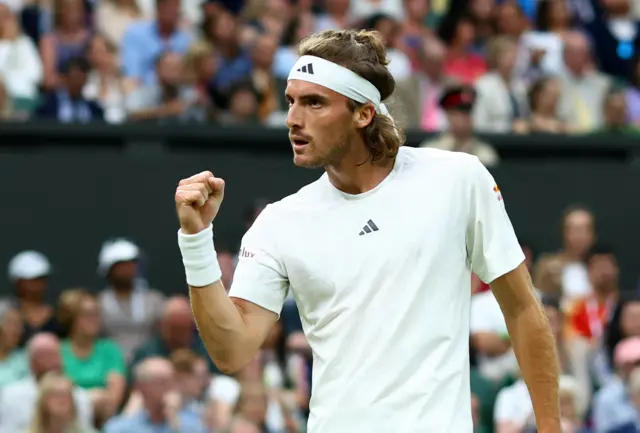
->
xmin=359 ymin=219 xmax=379 ymax=236
xmin=296 ymin=63 xmax=314 ymax=75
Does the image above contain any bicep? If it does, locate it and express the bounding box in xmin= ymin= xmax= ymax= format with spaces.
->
xmin=490 ymin=263 xmax=539 ymax=321
xmin=231 ymin=297 xmax=280 ymax=348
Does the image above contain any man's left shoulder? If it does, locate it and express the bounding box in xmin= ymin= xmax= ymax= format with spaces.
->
xmin=402 ymin=146 xmax=480 ymax=175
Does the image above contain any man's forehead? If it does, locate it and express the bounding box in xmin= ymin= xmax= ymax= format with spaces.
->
xmin=285 ymin=79 xmax=344 ymax=100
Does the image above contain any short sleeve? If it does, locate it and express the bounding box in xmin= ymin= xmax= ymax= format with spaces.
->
xmin=466 ymin=157 xmax=525 ymax=284
xmin=228 ymin=205 xmax=289 ymax=316
xmin=103 ymin=340 xmax=126 ymax=375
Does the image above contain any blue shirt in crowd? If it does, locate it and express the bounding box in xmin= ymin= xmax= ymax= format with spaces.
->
xmin=103 ymin=409 xmax=206 ymax=433
xmin=593 ymin=377 xmax=638 ymax=433
xmin=120 ymin=21 xmax=192 ymax=86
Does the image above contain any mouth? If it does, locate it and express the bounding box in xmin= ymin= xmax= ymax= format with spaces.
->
xmin=291 ymin=136 xmax=310 ymax=148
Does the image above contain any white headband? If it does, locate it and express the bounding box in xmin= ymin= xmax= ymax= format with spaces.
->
xmin=288 ymin=55 xmax=392 ymax=118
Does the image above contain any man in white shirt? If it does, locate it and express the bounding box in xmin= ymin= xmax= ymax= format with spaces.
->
xmin=0 ymin=333 xmax=93 ymax=433
xmin=174 ymin=29 xmax=561 ymax=433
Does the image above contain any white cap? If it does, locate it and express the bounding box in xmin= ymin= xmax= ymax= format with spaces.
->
xmin=7 ymin=251 xmax=51 ymax=282
xmin=98 ymin=239 xmax=140 ymax=276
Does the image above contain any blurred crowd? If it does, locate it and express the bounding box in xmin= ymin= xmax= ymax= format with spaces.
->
xmin=0 ymin=0 xmax=639 ymax=144
xmin=0 ymin=200 xmax=639 ymax=433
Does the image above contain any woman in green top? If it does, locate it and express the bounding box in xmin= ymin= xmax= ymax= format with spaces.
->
xmin=58 ymin=289 xmax=126 ymax=424
xmin=0 ymin=304 xmax=29 ymax=387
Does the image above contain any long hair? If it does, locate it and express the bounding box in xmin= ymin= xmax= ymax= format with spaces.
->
xmin=27 ymin=372 xmax=83 ymax=433
xmin=297 ymin=29 xmax=405 ymax=164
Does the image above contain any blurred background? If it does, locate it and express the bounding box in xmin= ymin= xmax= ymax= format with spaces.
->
xmin=1 ymin=0 xmax=640 ymax=431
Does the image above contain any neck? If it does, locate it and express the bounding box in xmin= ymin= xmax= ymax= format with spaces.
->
xmin=146 ymin=405 xmax=166 ymax=424
xmin=325 ymin=150 xmax=395 ymax=195
xmin=20 ymin=298 xmax=42 ymax=308
xmin=71 ymin=333 xmax=94 ymax=351
xmin=451 ymin=131 xmax=473 ymax=147
xmin=112 ymin=283 xmax=133 ymax=296
xmin=157 ymin=22 xmax=174 ymax=38
xmin=497 ymin=69 xmax=511 ymax=82
xmin=594 ymin=288 xmax=616 ymax=303
xmin=0 ymin=345 xmax=9 ymax=361
xmin=45 ymin=417 xmax=70 ymax=433
xmin=448 ymin=44 xmax=466 ymax=57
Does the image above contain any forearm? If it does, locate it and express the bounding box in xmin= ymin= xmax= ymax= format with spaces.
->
xmin=189 ymin=281 xmax=258 ymax=373
xmin=506 ymin=302 xmax=560 ymax=431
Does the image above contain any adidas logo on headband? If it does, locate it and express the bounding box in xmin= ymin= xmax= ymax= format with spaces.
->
xmin=296 ymin=63 xmax=314 ymax=75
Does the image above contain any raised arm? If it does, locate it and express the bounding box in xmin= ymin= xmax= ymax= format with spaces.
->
xmin=175 ymin=171 xmax=281 ymax=373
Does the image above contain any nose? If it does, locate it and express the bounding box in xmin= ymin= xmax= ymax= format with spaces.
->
xmin=286 ymin=102 xmax=303 ymax=130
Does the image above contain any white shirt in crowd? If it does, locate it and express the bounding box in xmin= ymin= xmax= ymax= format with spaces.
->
xmin=229 ymin=147 xmax=525 ymax=433
xmin=470 ymin=290 xmax=519 ymax=383
xmin=494 ymin=379 xmax=535 ymax=429
xmin=0 ymin=35 xmax=43 ymax=99
xmin=0 ymin=376 xmax=93 ymax=433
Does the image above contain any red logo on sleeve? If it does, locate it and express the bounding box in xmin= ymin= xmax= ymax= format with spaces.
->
xmin=493 ymin=184 xmax=503 ymax=201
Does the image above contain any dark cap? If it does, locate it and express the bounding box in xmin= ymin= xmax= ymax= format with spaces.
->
xmin=439 ymin=86 xmax=476 ymax=112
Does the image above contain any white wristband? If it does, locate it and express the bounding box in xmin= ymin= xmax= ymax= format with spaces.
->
xmin=178 ymin=224 xmax=222 ymax=287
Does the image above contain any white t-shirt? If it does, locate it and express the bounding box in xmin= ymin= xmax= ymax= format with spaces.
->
xmin=229 ymin=147 xmax=524 ymax=433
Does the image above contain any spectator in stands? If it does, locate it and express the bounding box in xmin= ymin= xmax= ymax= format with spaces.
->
xmin=605 ymin=294 xmax=640 ymax=368
xmin=83 ymin=35 xmax=126 ymax=124
xmin=104 ymin=357 xmax=206 ymax=433
xmin=541 ymin=295 xmax=591 ymax=410
xmin=183 ymin=41 xmax=220 ymax=119
xmin=131 ymin=296 xmax=216 ymax=372
xmin=392 ymin=36 xmax=457 ymax=131
xmin=205 ymin=9 xmax=252 ymax=92
xmin=94 ymin=0 xmax=146 ymax=49
xmin=216 ymin=247 xmax=237 ymax=290
xmin=473 ymin=36 xmax=528 ymax=133
xmin=120 ymin=0 xmax=192 ymax=91
xmin=494 ymin=0 xmax=528 ymax=39
xmin=6 ymin=251 xmax=60 ymax=345
xmin=169 ymin=349 xmax=211 ymax=415
xmin=558 ymin=31 xmax=611 ymax=133
xmin=82 ymin=36 xmax=126 ymax=123
xmin=593 ymin=337 xmax=640 ymax=433
xmin=26 ymin=372 xmax=98 ymax=433
xmin=0 ymin=3 xmax=43 ymax=113
xmin=592 ymin=90 xmax=640 ymax=136
xmin=467 ymin=0 xmax=496 ymax=54
xmin=523 ymin=76 xmax=572 ymax=134
xmin=218 ymin=80 xmax=262 ymax=125
xmin=516 ymin=0 xmax=570 ymax=83
xmin=39 ymin=0 xmax=90 ymax=91
xmin=239 ymin=0 xmax=291 ymax=47
xmin=233 ymin=382 xmax=286 ymax=433
xmin=0 ymin=333 xmax=93 ymax=432
xmin=361 ymin=14 xmax=412 ymax=81
xmin=58 ymin=289 xmax=126 ymax=421
xmin=534 ymin=204 xmax=596 ymax=300
xmin=584 ymin=0 xmax=640 ymax=81
xmin=625 ymin=55 xmax=640 ymax=125
xmin=35 ymin=57 xmax=104 ymax=123
xmin=248 ymin=34 xmax=286 ymax=124
xmin=399 ymin=0 xmax=434 ymax=69
xmin=439 ymin=14 xmax=487 ymax=84
xmin=97 ymin=239 xmax=165 ymax=363
xmin=610 ymin=367 xmax=640 ymax=433
xmin=273 ymin=13 xmax=315 ymax=80
xmin=420 ymin=85 xmax=499 ymax=166
xmin=314 ymin=0 xmax=351 ymax=32
xmin=126 ymin=51 xmax=205 ymax=123
xmin=0 ymin=304 xmax=28 ymax=387
xmin=469 ymin=272 xmax=519 ymax=384
xmin=351 ymin=0 xmax=405 ymax=22
xmin=568 ymin=244 xmax=619 ymax=343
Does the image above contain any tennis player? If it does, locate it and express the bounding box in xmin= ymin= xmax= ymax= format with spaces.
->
xmin=175 ymin=29 xmax=560 ymax=433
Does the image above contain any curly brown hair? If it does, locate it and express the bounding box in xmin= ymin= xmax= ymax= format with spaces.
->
xmin=298 ymin=29 xmax=405 ymax=164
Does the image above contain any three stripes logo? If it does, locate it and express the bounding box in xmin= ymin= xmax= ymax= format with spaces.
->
xmin=296 ymin=63 xmax=314 ymax=75
xmin=359 ymin=219 xmax=379 ymax=236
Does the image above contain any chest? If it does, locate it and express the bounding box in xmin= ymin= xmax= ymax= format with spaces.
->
xmin=281 ymin=182 xmax=468 ymax=317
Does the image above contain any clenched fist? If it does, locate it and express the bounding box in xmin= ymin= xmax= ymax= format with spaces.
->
xmin=175 ymin=171 xmax=225 ymax=234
